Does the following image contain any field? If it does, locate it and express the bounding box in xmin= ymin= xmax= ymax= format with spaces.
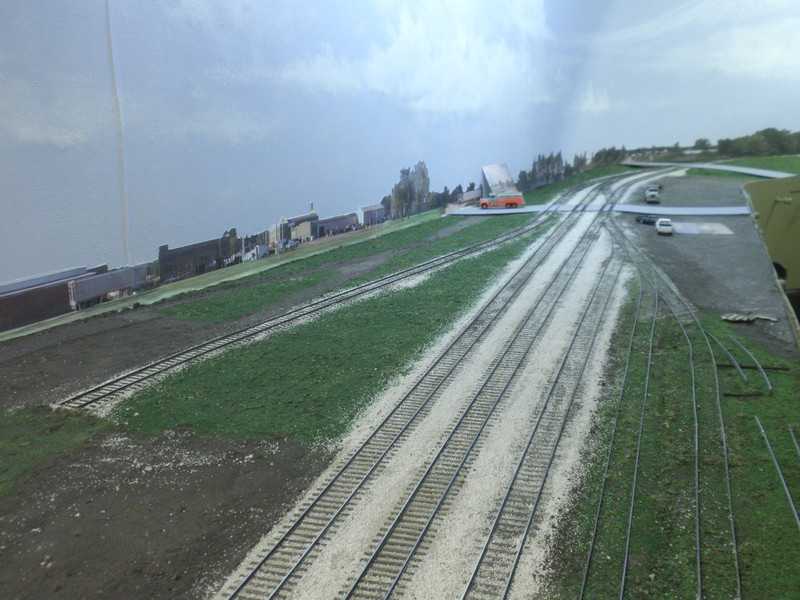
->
xmin=687 ymin=154 xmax=800 ymax=178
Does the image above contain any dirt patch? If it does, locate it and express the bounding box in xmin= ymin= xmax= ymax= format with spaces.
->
xmin=0 ymin=420 xmax=329 ymax=599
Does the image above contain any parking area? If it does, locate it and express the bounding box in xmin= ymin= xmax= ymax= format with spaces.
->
xmin=619 ymin=174 xmax=798 ymax=357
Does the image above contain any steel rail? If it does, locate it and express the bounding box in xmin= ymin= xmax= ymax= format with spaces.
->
xmin=220 ymin=173 xmax=642 ymax=599
xmin=342 ymin=215 xmax=607 ymax=600
xmin=609 ymin=224 xmax=707 ymax=598
xmin=605 ymin=220 xmax=742 ymax=599
xmin=755 ymin=416 xmax=800 ymax=533
xmin=60 ymin=209 xmax=559 ymax=410
xmin=791 ymin=426 xmax=800 ymax=462
xmin=726 ymin=335 xmax=772 ymax=391
xmin=578 ymin=262 xmax=645 ymax=598
xmin=225 ymin=183 xmax=608 ymax=600
xmin=461 ymin=207 xmax=624 ymax=599
xmin=396 ymin=197 xmax=639 ymax=600
xmin=67 ymin=173 xmax=635 ymax=411
xmin=707 ymin=331 xmax=748 ymax=382
xmin=487 ymin=257 xmax=624 ymax=600
xmin=222 ymin=180 xmax=617 ymax=599
xmin=658 ymin=282 xmax=703 ymax=600
xmin=618 ymin=259 xmax=659 ymax=600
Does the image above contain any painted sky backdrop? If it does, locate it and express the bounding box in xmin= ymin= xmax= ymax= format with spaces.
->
xmin=2 ymin=0 xmax=799 ymax=283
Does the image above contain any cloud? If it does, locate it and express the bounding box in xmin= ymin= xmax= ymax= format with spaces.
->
xmin=277 ymin=0 xmax=551 ymax=117
xmin=575 ymin=84 xmax=611 ymax=115
xmin=0 ymin=72 xmax=116 ymax=148
xmin=171 ymin=106 xmax=281 ymax=144
xmin=591 ymin=0 xmax=800 ymax=81
xmin=686 ymin=18 xmax=800 ymax=79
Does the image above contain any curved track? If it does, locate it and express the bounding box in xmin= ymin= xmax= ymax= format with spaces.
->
xmin=586 ymin=219 xmax=743 ymax=600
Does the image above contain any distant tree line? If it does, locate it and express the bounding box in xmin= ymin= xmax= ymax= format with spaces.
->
xmin=717 ymin=127 xmax=800 ymax=157
xmin=516 ymin=152 xmax=590 ymax=192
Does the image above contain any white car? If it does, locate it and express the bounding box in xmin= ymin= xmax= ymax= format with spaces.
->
xmin=655 ymin=218 xmax=673 ymax=235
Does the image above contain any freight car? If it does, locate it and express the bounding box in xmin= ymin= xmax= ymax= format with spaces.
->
xmin=0 ymin=264 xmax=148 ymax=331
xmin=68 ymin=264 xmax=147 ymax=309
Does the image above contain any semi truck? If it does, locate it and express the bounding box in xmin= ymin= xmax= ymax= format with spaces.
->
xmin=480 ymin=194 xmax=525 ymax=209
xmin=644 ymin=185 xmax=661 ymax=203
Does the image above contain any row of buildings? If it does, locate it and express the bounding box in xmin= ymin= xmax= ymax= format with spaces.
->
xmin=0 ymin=203 xmax=386 ymax=332
xmin=158 ymin=203 xmax=386 ymax=283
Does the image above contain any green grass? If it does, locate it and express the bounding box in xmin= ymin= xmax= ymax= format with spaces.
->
xmin=156 ymin=213 xmax=470 ymax=308
xmin=351 ymin=213 xmax=542 ymax=285
xmin=0 ymin=407 xmax=106 ymax=496
xmin=158 ymin=269 xmax=337 ymax=322
xmin=548 ymin=282 xmax=800 ymax=599
xmin=158 ymin=214 xmax=547 ymax=323
xmin=701 ymin=316 xmax=800 ymax=598
xmin=723 ymin=155 xmax=800 ymax=175
xmin=686 ymin=167 xmax=758 ymax=179
xmin=111 ymin=226 xmax=547 ymax=442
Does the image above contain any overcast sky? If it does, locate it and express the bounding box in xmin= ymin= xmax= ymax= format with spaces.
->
xmin=2 ymin=0 xmax=799 ymax=282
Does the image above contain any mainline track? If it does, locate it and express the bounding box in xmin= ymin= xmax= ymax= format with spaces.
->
xmin=217 ymin=173 xmax=648 ymax=599
xmin=343 ymin=221 xmax=615 ymax=600
xmin=461 ymin=256 xmax=624 ymax=600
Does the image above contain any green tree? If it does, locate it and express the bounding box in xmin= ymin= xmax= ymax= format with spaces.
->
xmin=517 ymin=170 xmax=530 ymax=191
xmin=391 ymin=168 xmax=414 ymax=219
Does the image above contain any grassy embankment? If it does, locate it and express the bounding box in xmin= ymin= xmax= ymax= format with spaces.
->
xmin=548 ymin=280 xmax=800 ymax=599
xmin=724 ymin=155 xmax=800 ymax=175
xmin=111 ymin=218 xmax=546 ymax=441
xmin=687 ymin=154 xmax=800 ymax=178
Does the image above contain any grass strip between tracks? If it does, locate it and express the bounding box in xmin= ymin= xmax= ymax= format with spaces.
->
xmin=110 ymin=224 xmax=549 ymax=441
xmin=155 ymin=214 xmax=531 ymax=322
xmin=547 ymin=281 xmax=800 ymax=599
xmin=157 ymin=269 xmax=338 ymax=323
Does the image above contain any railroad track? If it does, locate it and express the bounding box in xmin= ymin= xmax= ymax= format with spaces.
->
xmin=57 ymin=197 xmax=573 ymax=412
xmin=59 ymin=169 xmax=652 ymax=413
xmin=575 ymin=219 xmax=744 ymax=600
xmin=216 ymin=173 xmax=648 ymax=599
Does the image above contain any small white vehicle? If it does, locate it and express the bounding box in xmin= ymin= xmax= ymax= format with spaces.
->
xmin=655 ymin=218 xmax=673 ymax=235
xmin=644 ymin=186 xmax=660 ymax=203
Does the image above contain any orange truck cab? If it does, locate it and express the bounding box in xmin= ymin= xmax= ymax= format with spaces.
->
xmin=480 ymin=194 xmax=525 ymax=209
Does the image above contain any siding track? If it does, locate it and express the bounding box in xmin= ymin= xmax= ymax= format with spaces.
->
xmin=594 ymin=220 xmax=743 ymax=599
